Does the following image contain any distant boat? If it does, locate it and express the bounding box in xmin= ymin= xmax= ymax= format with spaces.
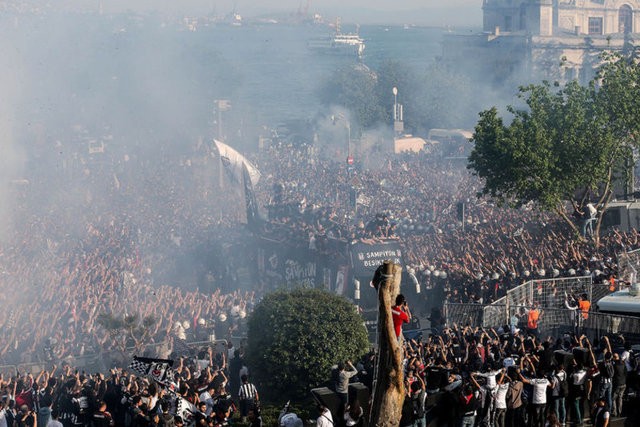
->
xmin=221 ymin=11 xmax=243 ymax=26
xmin=308 ymin=19 xmax=365 ymax=59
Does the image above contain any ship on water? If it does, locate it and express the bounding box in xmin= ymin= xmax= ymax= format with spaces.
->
xmin=308 ymin=18 xmax=365 ymax=59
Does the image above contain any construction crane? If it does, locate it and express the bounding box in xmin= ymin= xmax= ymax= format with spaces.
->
xmin=296 ymin=0 xmax=311 ymax=22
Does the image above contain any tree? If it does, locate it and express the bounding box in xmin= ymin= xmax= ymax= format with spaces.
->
xmin=374 ymin=60 xmax=420 ymax=131
xmin=319 ymin=64 xmax=386 ymax=131
xmin=369 ymin=261 xmax=405 ymax=427
xmin=245 ymin=288 xmax=369 ymax=401
xmin=413 ymin=62 xmax=477 ymax=133
xmin=319 ymin=61 xmax=481 ymax=138
xmin=469 ymin=53 xmax=640 ymax=243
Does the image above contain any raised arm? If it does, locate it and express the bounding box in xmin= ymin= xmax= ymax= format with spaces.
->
xmin=497 ymin=368 xmax=506 ymax=385
xmin=604 ymin=336 xmax=612 ymax=355
xmin=516 ymin=369 xmax=530 ymax=385
xmin=469 ymin=372 xmax=481 ymax=389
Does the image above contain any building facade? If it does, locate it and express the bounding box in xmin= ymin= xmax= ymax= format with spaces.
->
xmin=443 ymin=1 xmax=640 ymax=85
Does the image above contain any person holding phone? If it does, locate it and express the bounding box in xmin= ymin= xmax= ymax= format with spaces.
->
xmin=392 ymin=294 xmax=411 ymax=341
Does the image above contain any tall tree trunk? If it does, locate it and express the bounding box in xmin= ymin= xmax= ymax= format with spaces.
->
xmin=594 ymin=166 xmax=615 ymax=247
xmin=369 ymin=261 xmax=405 ymax=427
xmin=554 ymin=205 xmax=583 ymax=241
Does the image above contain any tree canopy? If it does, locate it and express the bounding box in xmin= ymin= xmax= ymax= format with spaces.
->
xmin=468 ymin=53 xmax=640 ymax=241
xmin=245 ymin=288 xmax=369 ymax=401
xmin=319 ymin=60 xmax=478 ymax=135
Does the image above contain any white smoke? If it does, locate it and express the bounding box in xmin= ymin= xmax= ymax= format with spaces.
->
xmin=0 ymin=37 xmax=26 ymax=242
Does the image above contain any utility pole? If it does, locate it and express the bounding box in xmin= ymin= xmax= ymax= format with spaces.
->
xmin=214 ymin=99 xmax=231 ymax=141
xmin=393 ymin=87 xmax=404 ymax=136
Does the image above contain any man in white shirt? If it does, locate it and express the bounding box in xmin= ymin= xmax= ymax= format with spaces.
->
xmin=0 ymin=400 xmax=7 ymax=427
xmin=473 ymin=368 xmax=501 ymax=391
xmin=571 ymin=366 xmax=587 ymax=425
xmin=620 ymin=343 xmax=633 ymax=372
xmin=518 ymin=369 xmax=551 ymax=427
xmin=46 ymin=409 xmax=63 ymax=427
xmin=551 ymin=365 xmax=567 ymax=425
xmin=493 ymin=374 xmax=509 ymax=427
xmin=198 ymin=383 xmax=216 ymax=416
xmin=316 ymin=404 xmax=333 ymax=427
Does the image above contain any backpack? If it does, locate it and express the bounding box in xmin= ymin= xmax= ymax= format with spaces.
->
xmin=603 ymin=361 xmax=614 ymax=379
xmin=411 ymin=390 xmax=426 ymax=418
xmin=556 ymin=374 xmax=569 ymax=397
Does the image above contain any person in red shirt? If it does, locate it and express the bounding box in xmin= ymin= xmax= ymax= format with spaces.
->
xmin=391 ymin=294 xmax=411 ymax=340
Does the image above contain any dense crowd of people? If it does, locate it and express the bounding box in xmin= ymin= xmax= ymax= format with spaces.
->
xmin=2 ymin=134 xmax=640 ymax=425
xmin=254 ymin=144 xmax=640 ymax=306
xmin=390 ymin=323 xmax=640 ymax=427
xmin=0 ymin=342 xmax=264 ymax=427
xmin=0 ymin=141 xmax=255 ymax=366
xmin=2 ymin=137 xmax=640 ymax=361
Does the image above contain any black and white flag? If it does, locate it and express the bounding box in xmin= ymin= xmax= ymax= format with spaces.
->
xmin=128 ymin=356 xmax=175 ymax=385
xmin=176 ymin=396 xmax=196 ymax=424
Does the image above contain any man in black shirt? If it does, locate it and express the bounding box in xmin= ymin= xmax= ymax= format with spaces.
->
xmin=194 ymin=401 xmax=212 ymax=427
xmin=611 ymin=352 xmax=627 ymax=417
xmin=91 ymin=401 xmax=114 ymax=427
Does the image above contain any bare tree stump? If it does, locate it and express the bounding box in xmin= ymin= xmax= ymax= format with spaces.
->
xmin=369 ymin=261 xmax=405 ymax=426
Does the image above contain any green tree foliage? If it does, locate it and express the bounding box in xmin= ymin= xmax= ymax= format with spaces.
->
xmin=468 ymin=53 xmax=640 ymax=241
xmin=319 ymin=64 xmax=386 ymax=130
xmin=246 ymin=288 xmax=369 ymax=401
xmin=373 ymin=60 xmax=418 ymax=128
xmin=413 ymin=63 xmax=476 ymax=132
xmin=320 ymin=61 xmax=478 ymax=135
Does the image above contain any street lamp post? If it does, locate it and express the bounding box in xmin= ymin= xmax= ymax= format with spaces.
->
xmin=393 ymin=86 xmax=398 ymax=111
xmin=392 ymin=86 xmax=403 ymax=135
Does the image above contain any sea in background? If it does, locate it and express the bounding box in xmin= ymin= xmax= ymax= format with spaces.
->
xmin=197 ymin=23 xmax=448 ymax=125
xmin=2 ymin=14 xmax=475 ymax=149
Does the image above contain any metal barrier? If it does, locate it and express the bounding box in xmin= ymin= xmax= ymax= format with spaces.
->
xmin=445 ymin=302 xmax=640 ymax=344
xmin=506 ymin=276 xmax=593 ymax=309
xmin=0 ymin=365 xmax=17 ymax=377
xmin=0 ymin=338 xmax=233 ymax=376
xmin=443 ymin=303 xmax=484 ymax=328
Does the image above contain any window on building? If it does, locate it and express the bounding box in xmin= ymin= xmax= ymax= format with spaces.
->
xmin=505 ymin=16 xmax=512 ymax=32
xmin=619 ymin=5 xmax=633 ymax=34
xmin=588 ymin=17 xmax=603 ymax=35
xmin=519 ymin=4 xmax=526 ymax=30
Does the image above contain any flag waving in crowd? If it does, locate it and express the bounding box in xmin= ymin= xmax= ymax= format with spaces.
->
xmin=128 ymin=356 xmax=176 ymax=386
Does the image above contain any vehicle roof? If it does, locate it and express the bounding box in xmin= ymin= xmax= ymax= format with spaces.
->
xmin=597 ymin=289 xmax=640 ymax=314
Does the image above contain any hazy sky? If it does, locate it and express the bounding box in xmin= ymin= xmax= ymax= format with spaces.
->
xmin=64 ymin=0 xmax=482 ymax=26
